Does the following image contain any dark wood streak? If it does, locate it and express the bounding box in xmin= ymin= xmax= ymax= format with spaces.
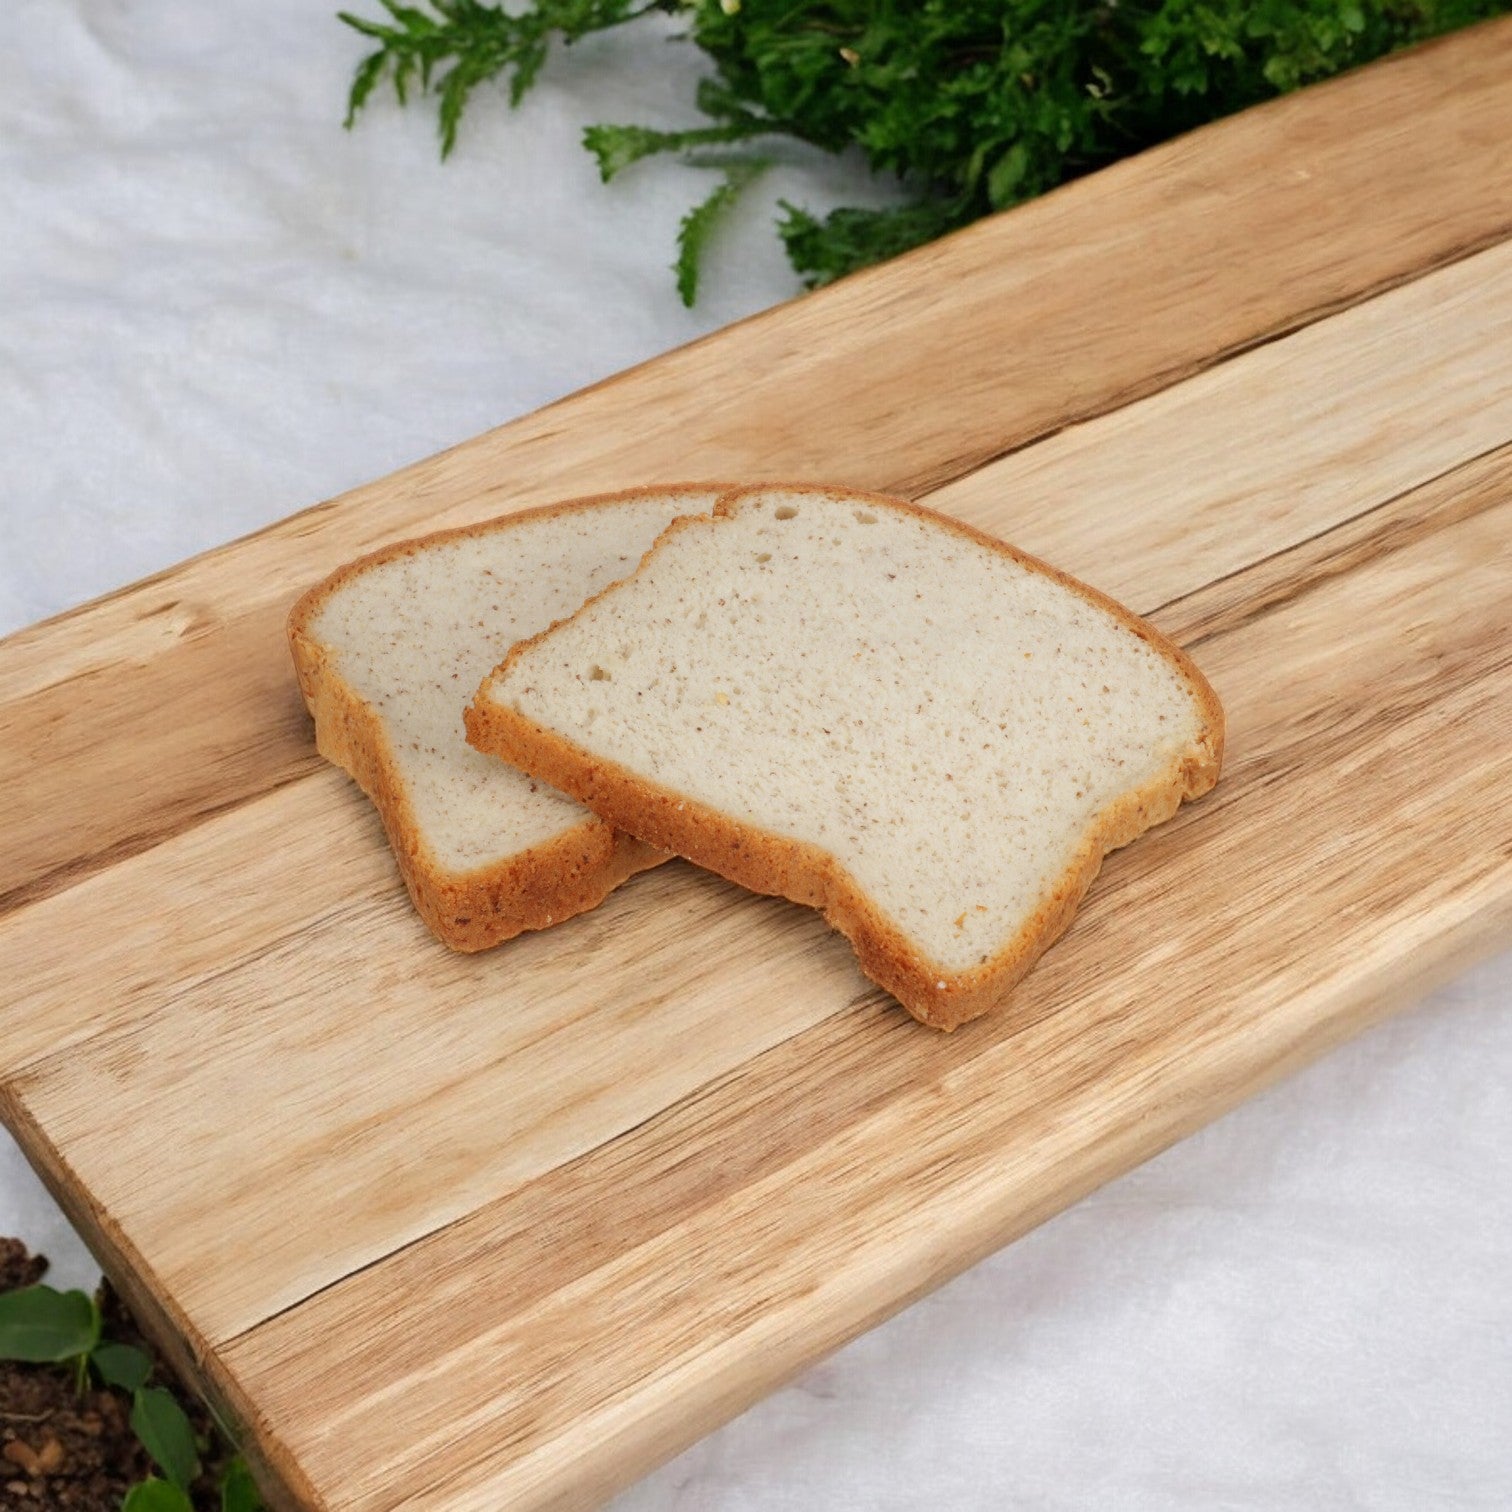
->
xmin=0 ymin=660 xmax=317 ymax=918
xmin=0 ymin=763 xmax=321 ymax=917
xmin=889 ymin=224 xmax=1512 ymax=501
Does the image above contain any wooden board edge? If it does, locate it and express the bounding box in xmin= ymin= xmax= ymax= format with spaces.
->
xmin=0 ymin=1082 xmax=324 ymax=1512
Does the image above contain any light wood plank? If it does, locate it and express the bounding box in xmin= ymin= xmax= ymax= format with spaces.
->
xmin=213 ymin=471 xmax=1512 ymax=1512
xmin=5 ymin=18 xmax=1512 ymax=908
xmin=0 ymin=771 xmax=390 ymax=1071
xmin=18 ymin=862 xmax=856 ymax=1339
xmin=929 ymin=238 xmax=1512 ymax=607
xmin=3 ymin=238 xmax=1509 ymax=1369
xmin=5 ymin=235 xmax=1511 ymax=1079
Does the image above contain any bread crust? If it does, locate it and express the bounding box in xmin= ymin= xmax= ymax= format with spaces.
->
xmin=288 ymin=486 xmax=735 ymax=951
xmin=467 ymin=484 xmax=1225 ymax=1025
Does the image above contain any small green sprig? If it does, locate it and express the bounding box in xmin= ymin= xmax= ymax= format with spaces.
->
xmin=341 ymin=0 xmax=678 ymax=157
xmin=673 ymin=155 xmax=770 ymax=304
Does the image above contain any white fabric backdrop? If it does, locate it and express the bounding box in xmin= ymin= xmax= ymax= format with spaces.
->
xmin=4 ymin=3 xmax=1508 ymax=1506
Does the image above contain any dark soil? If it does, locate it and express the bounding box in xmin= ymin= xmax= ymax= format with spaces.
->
xmin=0 ymin=1239 xmax=243 ymax=1510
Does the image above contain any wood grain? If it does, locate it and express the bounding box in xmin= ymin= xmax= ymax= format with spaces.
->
xmin=5 ymin=233 xmax=1511 ymax=1077
xmin=219 ymin=467 xmax=1512 ymax=1511
xmin=0 ymin=238 xmax=1504 ymax=1365
xmin=5 ymin=17 xmax=1512 ymax=910
xmin=6 ymin=319 xmax=1510 ymax=1509
xmin=2 ymin=25 xmax=1512 ymax=1512
xmin=929 ymin=238 xmax=1512 ymax=609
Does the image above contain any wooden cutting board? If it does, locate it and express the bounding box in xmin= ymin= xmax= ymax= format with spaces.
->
xmin=3 ymin=21 xmax=1511 ymax=1511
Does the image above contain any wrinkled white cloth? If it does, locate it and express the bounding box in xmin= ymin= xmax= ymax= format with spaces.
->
xmin=3 ymin=3 xmax=1508 ymax=1507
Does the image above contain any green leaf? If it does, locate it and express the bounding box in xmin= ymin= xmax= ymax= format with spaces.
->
xmin=122 ymin=1479 xmax=194 ymax=1512
xmin=0 ymin=1285 xmax=100 ymax=1364
xmin=673 ymin=158 xmax=768 ymax=307
xmin=94 ymin=1341 xmax=153 ymax=1393
xmin=221 ymin=1457 xmax=265 ymax=1512
xmin=338 ymin=13 xmax=397 ymax=43
xmin=341 ymin=0 xmax=660 ymax=158
xmin=694 ymin=76 xmax=771 ymax=130
xmin=583 ymin=123 xmax=656 ymax=180
xmin=506 ymin=38 xmax=551 ymax=108
xmin=131 ymin=1387 xmax=201 ymax=1493
xmin=584 ymin=119 xmax=771 ymax=182
xmin=437 ymin=62 xmax=479 ymax=156
xmin=380 ymin=0 xmax=438 ymax=34
xmin=344 ymin=47 xmax=390 ymax=127
xmin=986 ymin=142 xmax=1030 ymax=208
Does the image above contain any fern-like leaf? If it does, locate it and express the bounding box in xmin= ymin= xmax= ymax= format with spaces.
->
xmin=584 ymin=118 xmax=774 ymax=181
xmin=674 ymin=158 xmax=769 ymax=307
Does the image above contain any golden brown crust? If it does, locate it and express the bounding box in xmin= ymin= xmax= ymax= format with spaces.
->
xmin=466 ymin=483 xmax=1225 ymax=1025
xmin=287 ymin=485 xmax=735 ymax=950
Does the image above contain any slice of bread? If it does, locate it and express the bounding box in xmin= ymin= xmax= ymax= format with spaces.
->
xmin=467 ymin=483 xmax=1224 ymax=1027
xmin=289 ymin=485 xmax=728 ymax=950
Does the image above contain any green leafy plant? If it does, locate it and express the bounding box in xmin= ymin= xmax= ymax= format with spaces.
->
xmin=338 ymin=0 xmax=1510 ymax=302
xmin=0 ymin=1282 xmax=260 ymax=1510
xmin=96 ymin=1338 xmax=156 ymax=1392
xmin=672 ymin=154 xmax=770 ymax=304
xmin=0 ymin=1281 xmax=105 ymax=1392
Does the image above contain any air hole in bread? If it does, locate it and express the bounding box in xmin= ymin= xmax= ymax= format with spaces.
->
xmin=854 ymin=510 xmax=878 ymax=524
xmin=588 ymin=664 xmax=612 ymax=681
xmin=774 ymin=505 xmax=799 ymax=520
